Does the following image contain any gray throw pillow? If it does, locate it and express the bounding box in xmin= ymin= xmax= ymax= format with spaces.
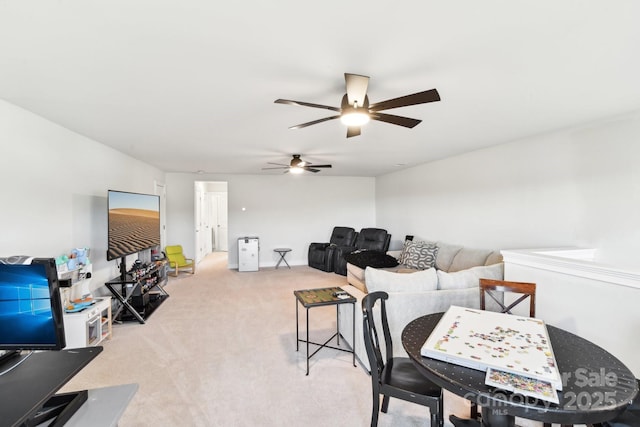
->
xmin=398 ymin=240 xmax=438 ymax=270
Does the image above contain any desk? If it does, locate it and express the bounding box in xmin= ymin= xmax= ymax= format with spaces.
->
xmin=402 ymin=313 xmax=638 ymax=427
xmin=0 ymin=347 xmax=102 ymax=426
xmin=0 ymin=347 xmax=137 ymax=427
xmin=274 ymin=248 xmax=291 ymax=269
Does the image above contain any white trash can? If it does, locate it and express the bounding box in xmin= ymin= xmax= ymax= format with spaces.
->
xmin=238 ymin=237 xmax=259 ymax=272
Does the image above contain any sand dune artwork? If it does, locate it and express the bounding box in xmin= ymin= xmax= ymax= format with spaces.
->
xmin=108 ymin=208 xmax=160 ymax=260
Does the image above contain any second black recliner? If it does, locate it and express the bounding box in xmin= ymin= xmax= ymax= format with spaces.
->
xmin=333 ymin=228 xmax=391 ymax=276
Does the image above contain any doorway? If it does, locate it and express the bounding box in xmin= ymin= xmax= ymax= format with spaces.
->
xmin=195 ymin=181 xmax=228 ymax=263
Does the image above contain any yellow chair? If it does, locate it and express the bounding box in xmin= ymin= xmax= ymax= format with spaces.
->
xmin=165 ymin=245 xmax=195 ymax=276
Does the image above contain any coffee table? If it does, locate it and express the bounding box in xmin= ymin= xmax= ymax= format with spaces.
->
xmin=294 ymin=286 xmax=356 ymax=375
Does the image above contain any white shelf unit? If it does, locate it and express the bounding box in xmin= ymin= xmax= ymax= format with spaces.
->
xmin=63 ymin=297 xmax=112 ymax=349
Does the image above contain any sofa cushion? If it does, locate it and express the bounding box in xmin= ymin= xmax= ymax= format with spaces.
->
xmin=365 ymin=266 xmax=438 ymax=294
xmin=345 ymin=250 xmax=399 ymax=269
xmin=434 ymin=241 xmax=463 ymax=271
xmin=484 ymin=251 xmax=504 ymax=266
xmin=398 ymin=240 xmax=438 ymax=270
xmin=437 ymin=263 xmax=504 ymax=290
xmin=448 ymin=248 xmax=493 ymax=272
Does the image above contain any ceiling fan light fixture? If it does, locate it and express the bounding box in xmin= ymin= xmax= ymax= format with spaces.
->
xmin=340 ymin=109 xmax=370 ymax=127
xmin=341 ymin=101 xmax=370 ymax=127
xmin=289 ymin=166 xmax=304 ymax=174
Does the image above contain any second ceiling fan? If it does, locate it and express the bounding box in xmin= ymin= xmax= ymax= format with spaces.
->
xmin=262 ymin=154 xmax=332 ymax=174
xmin=275 ymin=73 xmax=441 ymax=138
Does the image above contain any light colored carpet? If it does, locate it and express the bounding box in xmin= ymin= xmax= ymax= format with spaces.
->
xmin=62 ymin=252 xmax=433 ymax=427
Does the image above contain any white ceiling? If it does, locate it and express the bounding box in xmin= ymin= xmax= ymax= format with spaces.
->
xmin=2 ymin=1 xmax=640 ymax=177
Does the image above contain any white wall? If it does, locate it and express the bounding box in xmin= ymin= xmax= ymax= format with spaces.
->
xmin=376 ymin=111 xmax=640 ymax=270
xmin=0 ymin=99 xmax=165 ymax=292
xmin=165 ymin=173 xmax=376 ymax=268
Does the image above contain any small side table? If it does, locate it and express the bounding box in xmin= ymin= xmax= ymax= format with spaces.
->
xmin=274 ymin=248 xmax=291 ymax=269
xmin=294 ymin=287 xmax=356 ymax=375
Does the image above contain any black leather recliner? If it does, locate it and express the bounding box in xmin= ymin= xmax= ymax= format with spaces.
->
xmin=332 ymin=228 xmax=391 ymax=276
xmin=308 ymin=227 xmax=357 ymax=272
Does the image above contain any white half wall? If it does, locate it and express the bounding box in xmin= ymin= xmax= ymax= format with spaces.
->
xmin=0 ymin=99 xmax=165 ymax=292
xmin=376 ymin=110 xmax=640 ymax=270
xmin=165 ymin=173 xmax=375 ymax=268
xmin=503 ymin=248 xmax=640 ymax=376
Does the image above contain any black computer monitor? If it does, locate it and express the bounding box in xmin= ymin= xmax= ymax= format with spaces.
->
xmin=0 ymin=257 xmax=66 ymax=353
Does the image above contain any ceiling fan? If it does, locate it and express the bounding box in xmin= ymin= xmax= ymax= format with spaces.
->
xmin=275 ymin=73 xmax=440 ymax=138
xmin=261 ymin=154 xmax=332 ymax=174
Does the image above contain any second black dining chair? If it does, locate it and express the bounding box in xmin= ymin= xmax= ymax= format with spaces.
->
xmin=362 ymin=291 xmax=444 ymax=427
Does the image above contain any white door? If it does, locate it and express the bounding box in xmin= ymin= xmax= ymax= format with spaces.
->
xmin=195 ymin=182 xmax=227 ymax=260
xmin=212 ymin=192 xmax=228 ymax=252
xmin=195 ymin=187 xmax=205 ymax=263
xmin=203 ymin=192 xmax=214 ymax=253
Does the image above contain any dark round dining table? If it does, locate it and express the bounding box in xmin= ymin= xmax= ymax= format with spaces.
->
xmin=402 ymin=312 xmax=638 ymax=427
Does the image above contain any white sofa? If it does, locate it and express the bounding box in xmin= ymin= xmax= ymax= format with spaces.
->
xmin=338 ymin=242 xmax=504 ymax=371
xmin=347 ymin=241 xmax=503 ymax=294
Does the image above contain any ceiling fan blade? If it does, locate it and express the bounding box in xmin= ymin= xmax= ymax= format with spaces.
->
xmin=368 ymin=89 xmax=440 ymax=112
xmin=345 ymin=73 xmax=369 ymax=107
xmin=306 ymin=168 xmax=321 ymax=173
xmin=266 ymin=162 xmax=289 ymax=167
xmin=347 ymin=126 xmax=361 ymax=138
xmin=306 ymin=164 xmax=332 ymax=168
xmin=289 ymin=115 xmax=340 ymax=129
xmin=262 ymin=166 xmax=288 ymax=170
xmin=274 ymin=99 xmax=341 ymax=112
xmin=371 ymin=112 xmax=422 ymax=128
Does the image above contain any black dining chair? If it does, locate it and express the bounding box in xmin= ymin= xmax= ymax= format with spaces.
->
xmin=362 ymin=291 xmax=443 ymax=427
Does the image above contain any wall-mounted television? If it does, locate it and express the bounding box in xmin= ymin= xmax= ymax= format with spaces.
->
xmin=0 ymin=257 xmax=66 ymax=351
xmin=107 ymin=190 xmax=161 ymax=262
